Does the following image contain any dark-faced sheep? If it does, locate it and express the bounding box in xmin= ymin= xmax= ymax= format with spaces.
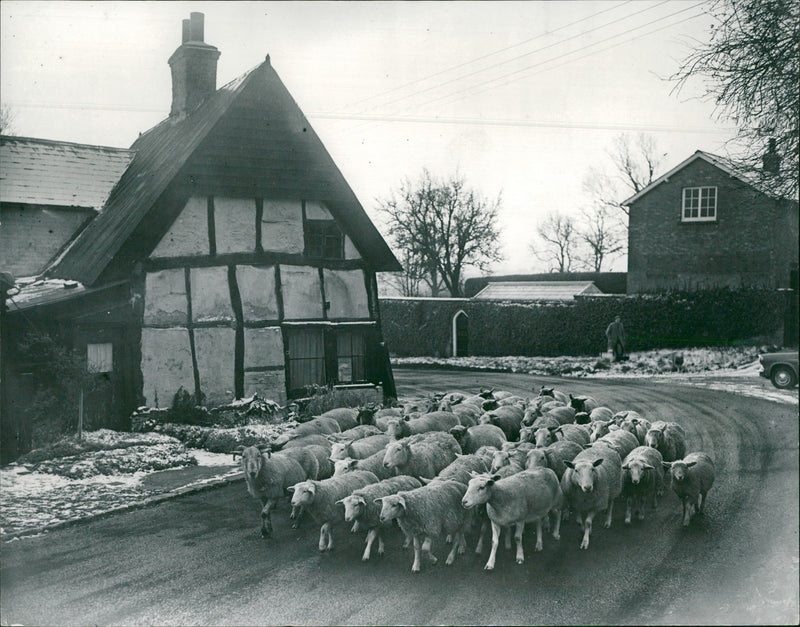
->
xmin=356 ymin=404 xmax=402 ymax=431
xmin=288 ymin=470 xmax=378 ymax=551
xmin=621 ymin=445 xmax=664 ymax=524
xmin=561 ymin=446 xmax=622 ymax=549
xmin=462 ymin=468 xmax=563 ymax=570
xmin=449 ymin=423 xmax=507 ymax=454
xmin=664 ymin=452 xmax=715 ymax=526
xmin=378 ymin=480 xmax=472 ymax=572
xmin=570 ymin=394 xmax=599 ymax=414
xmin=382 ymin=431 xmax=461 ymax=479
xmin=645 ymin=421 xmax=687 ymax=462
xmin=537 ymin=386 xmax=570 ymax=405
xmin=339 ymin=475 xmax=422 ymax=560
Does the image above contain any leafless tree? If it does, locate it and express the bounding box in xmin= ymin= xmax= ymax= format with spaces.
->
xmin=672 ymin=0 xmax=799 ymax=199
xmin=378 ymin=169 xmax=502 ymax=297
xmin=577 ymin=203 xmax=625 ymax=271
xmin=0 ymin=104 xmax=17 ymax=135
xmin=380 ymin=249 xmax=428 ymax=297
xmin=531 ymin=212 xmax=579 ymax=272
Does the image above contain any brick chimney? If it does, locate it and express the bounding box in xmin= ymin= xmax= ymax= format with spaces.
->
xmin=762 ymin=138 xmax=781 ymax=175
xmin=168 ymin=13 xmax=220 ymax=119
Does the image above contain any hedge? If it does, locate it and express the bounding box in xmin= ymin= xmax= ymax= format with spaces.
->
xmin=380 ymin=288 xmax=786 ymax=357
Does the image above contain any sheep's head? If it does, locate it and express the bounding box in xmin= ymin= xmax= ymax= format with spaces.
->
xmin=333 ymin=457 xmax=359 ymax=476
xmin=377 ymin=494 xmax=406 ymax=523
xmin=575 ymin=412 xmax=591 ymax=425
xmin=564 ymin=458 xmax=604 ymax=493
xmin=383 ymin=441 xmax=410 ymax=469
xmin=518 ymin=426 xmax=535 ymax=443
xmin=622 ymin=459 xmax=654 ymax=485
xmin=339 ymin=494 xmax=366 ymax=522
xmin=525 ymin=448 xmax=547 ymax=469
xmin=288 ymin=481 xmax=316 ymax=508
xmin=386 ymin=419 xmax=410 ymax=440
xmin=490 ymin=450 xmax=513 ymax=473
xmin=570 ymin=395 xmax=586 ymax=411
xmin=356 ymin=404 xmax=377 ymax=425
xmin=531 ymin=427 xmax=554 ymax=448
xmin=329 ymin=441 xmax=352 ymax=461
xmin=237 ymin=445 xmax=269 ymax=478
xmin=665 ymin=460 xmax=696 ymax=483
xmin=449 ymin=424 xmax=467 ymax=444
xmin=462 ymin=472 xmax=498 ymax=509
xmin=538 ymin=386 xmax=555 ymax=398
xmin=645 ymin=429 xmax=664 ymax=449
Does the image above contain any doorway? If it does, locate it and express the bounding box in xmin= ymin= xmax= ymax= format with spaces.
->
xmin=452 ymin=310 xmax=469 ymax=357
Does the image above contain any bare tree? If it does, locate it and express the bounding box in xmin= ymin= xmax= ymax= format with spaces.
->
xmin=378 ymin=169 xmax=502 ymax=297
xmin=380 ymin=249 xmax=428 ymax=297
xmin=0 ymin=104 xmax=17 ymax=135
xmin=672 ymin=0 xmax=799 ymax=199
xmin=577 ymin=203 xmax=625 ymax=271
xmin=531 ymin=212 xmax=579 ymax=272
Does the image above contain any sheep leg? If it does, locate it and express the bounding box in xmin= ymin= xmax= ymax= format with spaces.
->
xmin=698 ymin=491 xmax=706 ymax=514
xmin=411 ymin=535 xmax=423 ymax=573
xmin=533 ymin=519 xmax=543 ymax=552
xmin=625 ymin=498 xmax=633 ymax=525
xmin=636 ymin=496 xmax=645 ymax=521
xmin=457 ymin=531 xmax=467 ymax=554
xmin=445 ymin=535 xmax=459 ymax=565
xmin=318 ymin=524 xmax=328 ymax=551
xmin=485 ymin=520 xmax=502 ymax=570
xmin=518 ymin=522 xmax=528 ymax=562
xmin=604 ymin=500 xmax=614 ymax=528
xmin=326 ymin=523 xmax=335 ymax=551
xmin=551 ymin=508 xmax=562 ymax=541
xmin=260 ymin=500 xmax=275 ymax=538
xmin=377 ymin=534 xmax=385 ymax=556
xmin=351 ymin=521 xmax=360 ymax=533
xmin=682 ymin=497 xmax=692 ymax=527
xmin=475 ymin=520 xmax=488 ymax=554
xmin=580 ymin=511 xmax=595 ymax=550
xmin=504 ymin=526 xmax=512 ymax=550
xmin=362 ymin=529 xmax=377 ymax=561
xmin=291 ymin=504 xmax=303 ymax=529
xmin=422 ymin=537 xmax=437 ymax=564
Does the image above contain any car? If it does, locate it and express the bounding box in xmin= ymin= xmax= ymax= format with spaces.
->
xmin=759 ymin=351 xmax=799 ymax=389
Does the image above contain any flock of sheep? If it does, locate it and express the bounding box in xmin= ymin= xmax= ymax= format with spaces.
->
xmin=231 ymin=386 xmax=715 ymax=572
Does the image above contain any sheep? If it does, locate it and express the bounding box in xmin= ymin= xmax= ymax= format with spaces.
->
xmin=333 ymin=449 xmax=395 ymax=480
xmin=496 ymin=395 xmax=528 ymax=407
xmin=594 ymin=429 xmax=640 ymax=461
xmin=479 ymin=405 xmax=524 ymax=441
xmin=575 ymin=411 xmax=592 ymax=425
xmin=439 ymin=399 xmax=481 ymax=427
xmin=588 ymin=420 xmax=612 ymax=443
xmin=664 ymin=452 xmax=715 ymax=526
xmin=288 ymin=470 xmax=378 ymax=551
xmin=329 ymin=434 xmax=390 ymax=461
xmin=280 ymin=444 xmax=335 ymax=522
xmin=279 ymin=434 xmax=333 ymax=452
xmin=356 ymin=404 xmax=402 ymax=431
xmin=613 ymin=414 xmax=651 ymax=445
xmin=525 ymin=439 xmax=584 ymax=479
xmin=474 ymin=445 xmax=500 ymax=466
xmin=449 ymin=423 xmax=507 ymax=454
xmin=318 ymin=407 xmax=359 ymax=431
xmin=544 ymin=405 xmax=577 ymax=426
xmin=378 ymin=480 xmax=473 ymax=572
xmin=645 ymin=421 xmax=687 ymax=462
xmin=421 ymin=453 xmax=489 ymax=486
xmin=589 ymin=407 xmax=614 ymax=423
xmin=552 ymin=424 xmax=591 ymax=447
xmin=233 ymin=445 xmax=307 ymax=537
xmin=328 ymin=424 xmax=383 ymax=442
xmin=462 ymin=468 xmax=563 ymax=570
xmin=561 ymin=445 xmax=622 ymax=549
xmin=401 ymin=397 xmax=437 ymax=416
xmin=569 ymin=394 xmax=599 ymax=413
xmin=536 ymin=386 xmax=570 ymax=405
xmin=612 ymin=410 xmax=645 ymax=425
xmin=273 ymin=416 xmax=341 ymax=448
xmin=621 ymin=446 xmax=664 ymax=525
xmin=386 ymin=411 xmax=460 ymax=440
xmin=382 ymin=431 xmax=461 ymax=479
xmin=339 ymin=475 xmax=422 ymax=560
xmin=440 ymin=391 xmax=469 ymax=405
xmin=531 ymin=413 xmax=563 ymax=431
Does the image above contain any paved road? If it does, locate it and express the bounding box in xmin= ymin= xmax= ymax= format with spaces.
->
xmin=2 ymin=370 xmax=798 ymax=626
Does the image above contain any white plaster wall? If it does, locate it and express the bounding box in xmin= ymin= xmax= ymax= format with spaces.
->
xmin=237 ymin=265 xmax=278 ymax=321
xmin=143 ymin=269 xmax=187 ymax=326
xmin=305 ymin=200 xmax=333 ymax=220
xmin=344 ymin=235 xmax=361 ymax=260
xmin=194 ymin=327 xmax=236 ymax=407
xmin=150 ymin=196 xmax=208 ymax=258
xmin=244 ymin=327 xmax=284 ymax=368
xmin=261 ymin=200 xmax=304 ymax=254
xmin=140 ymin=328 xmax=194 ymax=407
xmin=215 ymin=197 xmax=257 ymax=254
xmin=323 ymin=269 xmax=370 ymax=319
xmin=190 ymin=266 xmax=233 ymax=322
xmin=281 ymin=265 xmax=323 ymax=319
xmin=245 ymin=371 xmax=286 ymax=403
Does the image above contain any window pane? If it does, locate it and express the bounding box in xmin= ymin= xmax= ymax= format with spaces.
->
xmin=336 ymin=329 xmax=365 ymax=382
xmin=87 ymin=343 xmax=113 ymax=373
xmin=288 ymin=329 xmax=325 ymax=389
xmin=306 ymin=220 xmax=343 ymax=258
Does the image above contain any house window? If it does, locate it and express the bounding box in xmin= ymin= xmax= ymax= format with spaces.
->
xmin=682 ymin=186 xmax=717 ymax=222
xmin=337 ymin=329 xmax=366 ymax=383
xmin=87 ymin=343 xmax=113 ymax=373
xmin=287 ymin=328 xmax=326 ymax=391
xmin=306 ymin=220 xmax=344 ymax=259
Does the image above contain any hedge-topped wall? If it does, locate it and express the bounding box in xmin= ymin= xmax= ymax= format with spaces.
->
xmin=380 ymin=289 xmax=786 ymax=357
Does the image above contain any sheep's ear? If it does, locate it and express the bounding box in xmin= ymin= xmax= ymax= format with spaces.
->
xmin=642 ymin=463 xmax=654 ymax=470
xmin=621 ymin=463 xmax=629 ymax=469
xmin=334 ymin=499 xmax=345 ymax=505
xmin=373 ymin=497 xmax=383 ymax=504
xmin=419 ymin=477 xmax=432 ymax=485
xmin=686 ymin=461 xmax=697 ymax=468
xmin=548 ymin=426 xmax=558 ymax=433
xmin=489 ymin=474 xmax=501 ymax=483
xmin=592 ymin=458 xmax=604 ymax=467
xmin=581 ymin=443 xmax=592 ymax=449
xmin=287 ymin=485 xmax=296 ymax=493
xmin=468 ymin=470 xmax=480 ymax=477
xmin=563 ymin=460 xmax=575 ymax=469
xmin=402 ymin=416 xmax=411 ymax=422
xmin=662 ymin=462 xmax=672 ymax=469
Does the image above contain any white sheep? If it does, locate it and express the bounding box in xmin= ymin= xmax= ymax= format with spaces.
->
xmin=561 ymin=446 xmax=622 ymax=549
xmin=489 ymin=448 xmax=529 ymax=474
xmin=478 ymin=405 xmax=524 ymax=441
xmin=382 ymin=431 xmax=461 ymax=479
xmin=279 ymin=434 xmax=333 ymax=452
xmin=386 ymin=411 xmax=460 ymax=439
xmin=328 ymin=424 xmax=383 ymax=442
xmin=645 ymin=421 xmax=687 ymax=462
xmin=621 ymin=445 xmax=664 ymax=524
xmin=329 ymin=434 xmax=390 ymax=461
xmin=589 ymin=406 xmax=614 ymax=422
xmin=422 ymin=453 xmax=489 ymax=485
xmin=525 ymin=439 xmax=584 ymax=480
xmin=588 ymin=420 xmax=612 ymax=443
xmin=233 ymin=445 xmax=307 ymax=537
xmin=536 ymin=386 xmax=570 ymax=405
xmin=439 ymin=399 xmax=481 ymax=427
xmin=273 ymin=416 xmax=341 ymax=448
xmin=288 ymin=470 xmax=378 ymax=551
xmin=449 ymin=423 xmax=507 ymax=454
xmin=318 ymin=407 xmax=360 ymax=431
xmin=339 ymin=475 xmax=422 ymax=560
xmin=378 ymin=480 xmax=473 ymax=572
xmin=664 ymin=452 xmax=715 ymax=526
xmin=552 ymin=423 xmax=591 ymax=447
xmin=462 ymin=468 xmax=564 ymax=570
xmin=594 ymin=429 xmax=639 ymax=461
xmin=333 ymin=449 xmax=395 ymax=480
xmin=613 ymin=413 xmax=651 ymax=445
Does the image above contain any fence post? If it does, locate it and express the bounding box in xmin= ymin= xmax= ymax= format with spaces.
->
xmin=77 ymin=387 xmax=84 ymax=441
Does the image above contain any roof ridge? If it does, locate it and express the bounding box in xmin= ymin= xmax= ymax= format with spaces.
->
xmin=0 ymin=134 xmax=131 ymax=153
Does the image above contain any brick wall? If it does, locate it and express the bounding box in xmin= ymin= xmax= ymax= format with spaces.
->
xmin=627 ymin=158 xmax=798 ymax=293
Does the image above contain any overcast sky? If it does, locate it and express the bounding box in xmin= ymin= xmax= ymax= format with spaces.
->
xmin=1 ymin=1 xmax=737 ymax=276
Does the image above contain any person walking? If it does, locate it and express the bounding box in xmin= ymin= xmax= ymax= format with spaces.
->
xmin=606 ymin=315 xmax=626 ymax=362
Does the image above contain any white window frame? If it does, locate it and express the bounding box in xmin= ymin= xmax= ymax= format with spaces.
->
xmin=87 ymin=342 xmax=113 ymax=373
xmin=682 ymin=186 xmax=717 ymax=222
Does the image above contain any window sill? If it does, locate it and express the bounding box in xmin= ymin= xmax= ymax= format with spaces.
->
xmin=679 ymin=219 xmax=717 ymax=225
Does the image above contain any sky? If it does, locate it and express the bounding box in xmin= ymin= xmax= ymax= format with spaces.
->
xmin=0 ymin=1 xmax=738 ymax=278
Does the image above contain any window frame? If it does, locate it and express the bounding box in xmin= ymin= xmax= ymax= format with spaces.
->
xmin=305 ymin=219 xmax=344 ymax=259
xmin=681 ymin=186 xmax=717 ymax=222
xmin=87 ymin=342 xmax=114 ymax=374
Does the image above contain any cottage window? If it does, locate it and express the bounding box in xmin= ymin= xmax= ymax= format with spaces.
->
xmin=336 ymin=329 xmax=366 ymax=383
xmin=87 ymin=343 xmax=113 ymax=373
xmin=286 ymin=326 xmax=369 ymax=394
xmin=682 ymin=186 xmax=717 ymax=222
xmin=287 ymin=328 xmax=326 ymax=392
xmin=305 ymin=220 xmax=344 ymax=259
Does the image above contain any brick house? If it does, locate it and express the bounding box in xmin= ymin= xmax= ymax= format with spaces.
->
xmin=623 ymin=150 xmax=799 ymax=294
xmin=1 ymin=13 xmax=400 ymax=459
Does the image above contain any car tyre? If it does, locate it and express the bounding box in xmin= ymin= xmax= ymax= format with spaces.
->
xmin=770 ymin=365 xmax=797 ymax=390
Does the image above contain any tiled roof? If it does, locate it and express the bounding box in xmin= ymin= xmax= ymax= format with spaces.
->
xmin=0 ymin=136 xmax=133 ymax=210
xmin=472 ymin=281 xmax=602 ymax=301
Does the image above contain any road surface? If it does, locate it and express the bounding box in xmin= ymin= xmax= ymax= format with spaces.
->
xmin=1 ymin=370 xmax=798 ymax=625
